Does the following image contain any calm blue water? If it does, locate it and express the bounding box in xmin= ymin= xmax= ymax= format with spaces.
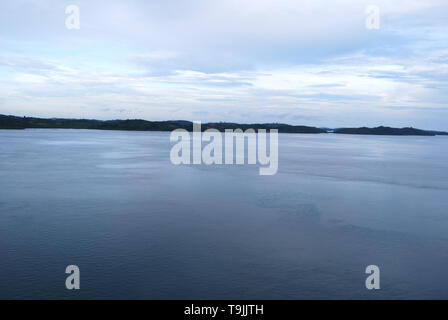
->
xmin=0 ymin=129 xmax=448 ymax=299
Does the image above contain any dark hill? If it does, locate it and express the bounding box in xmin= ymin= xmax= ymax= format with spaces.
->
xmin=0 ymin=114 xmax=326 ymax=133
xmin=2 ymin=114 xmax=447 ymax=135
xmin=334 ymin=126 xmax=437 ymax=136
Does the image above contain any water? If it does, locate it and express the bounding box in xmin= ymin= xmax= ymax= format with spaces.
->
xmin=0 ymin=129 xmax=448 ymax=299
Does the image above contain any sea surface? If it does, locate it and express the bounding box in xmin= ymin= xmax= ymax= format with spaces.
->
xmin=0 ymin=129 xmax=448 ymax=299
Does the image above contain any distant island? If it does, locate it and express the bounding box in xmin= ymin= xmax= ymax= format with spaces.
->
xmin=0 ymin=114 xmax=447 ymax=136
xmin=333 ymin=126 xmax=448 ymax=136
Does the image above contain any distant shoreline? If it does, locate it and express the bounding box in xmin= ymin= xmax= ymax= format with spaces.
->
xmin=1 ymin=114 xmax=447 ymax=136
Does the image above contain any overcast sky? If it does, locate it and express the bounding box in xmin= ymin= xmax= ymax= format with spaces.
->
xmin=1 ymin=0 xmax=447 ymax=129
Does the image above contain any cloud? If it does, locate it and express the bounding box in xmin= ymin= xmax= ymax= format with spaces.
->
xmin=0 ymin=0 xmax=447 ymax=129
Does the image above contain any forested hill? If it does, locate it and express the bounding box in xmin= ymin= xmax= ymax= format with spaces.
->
xmin=333 ymin=126 xmax=448 ymax=136
xmin=0 ymin=114 xmax=326 ymax=133
xmin=1 ymin=114 xmax=447 ymax=135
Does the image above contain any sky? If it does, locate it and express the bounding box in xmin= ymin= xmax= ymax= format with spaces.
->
xmin=0 ymin=0 xmax=447 ymax=130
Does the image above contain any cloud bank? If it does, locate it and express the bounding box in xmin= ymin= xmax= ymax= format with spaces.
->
xmin=0 ymin=0 xmax=447 ymax=129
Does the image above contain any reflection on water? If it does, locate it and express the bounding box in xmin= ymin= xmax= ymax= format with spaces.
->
xmin=0 ymin=129 xmax=448 ymax=299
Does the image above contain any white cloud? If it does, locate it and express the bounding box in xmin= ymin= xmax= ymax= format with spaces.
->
xmin=0 ymin=0 xmax=447 ymax=129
